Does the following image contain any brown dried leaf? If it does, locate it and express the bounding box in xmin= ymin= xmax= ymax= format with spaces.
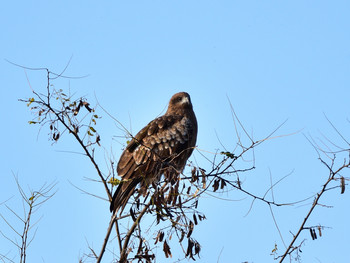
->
xmin=187 ymin=221 xmax=194 ymax=238
xmin=130 ymin=208 xmax=136 ymax=222
xmin=186 ymin=238 xmax=194 ymax=259
xmin=187 ymin=186 xmax=191 ymax=195
xmin=193 ymin=214 xmax=198 ymax=225
xmin=220 ymin=179 xmax=226 ymax=189
xmin=53 ymin=132 xmax=60 ymax=141
xmin=154 ymin=232 xmax=160 ymax=245
xmin=159 ymin=231 xmax=164 ymax=242
xmin=191 ymin=167 xmax=197 ymax=182
xmin=198 ymin=214 xmax=206 ymax=221
xmin=200 ymin=168 xmax=206 ymax=188
xmin=318 ymin=226 xmax=322 ymax=237
xmin=310 ymin=228 xmax=317 ymax=240
xmin=83 ymin=102 xmax=92 ymax=112
xmin=309 ymin=228 xmax=314 ymax=240
xmin=163 ymin=240 xmax=172 ymax=258
xmin=341 ymin=176 xmax=345 ymax=194
xmin=179 ymin=230 xmax=185 ymax=242
xmin=213 ymin=179 xmax=219 ymax=192
xmin=194 ymin=241 xmax=201 ymax=256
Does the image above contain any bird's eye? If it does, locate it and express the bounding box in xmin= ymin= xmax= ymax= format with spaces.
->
xmin=177 ymin=97 xmax=182 ymax=102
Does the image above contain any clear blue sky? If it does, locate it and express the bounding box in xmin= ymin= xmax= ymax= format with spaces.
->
xmin=1 ymin=1 xmax=349 ymax=262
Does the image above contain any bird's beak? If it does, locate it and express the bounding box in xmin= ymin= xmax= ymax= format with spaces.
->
xmin=182 ymin=96 xmax=190 ymax=105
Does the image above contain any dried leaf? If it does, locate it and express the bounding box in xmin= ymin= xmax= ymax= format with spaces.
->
xmin=193 ymin=214 xmax=198 ymax=225
xmin=309 ymin=228 xmax=314 ymax=240
xmin=130 ymin=208 xmax=136 ymax=222
xmin=318 ymin=226 xmax=322 ymax=237
xmin=194 ymin=241 xmax=201 ymax=256
xmin=213 ymin=179 xmax=220 ymax=192
xmin=74 ymin=101 xmax=82 ymax=115
xmin=186 ymin=238 xmax=194 ymax=259
xmin=84 ymin=102 xmax=92 ymax=112
xmin=155 ymin=231 xmax=164 ymax=245
xmin=53 ymin=132 xmax=60 ymax=141
xmin=341 ymin=176 xmax=345 ymax=194
xmin=191 ymin=167 xmax=197 ymax=182
xmin=187 ymin=186 xmax=191 ymax=195
xmin=163 ymin=240 xmax=172 ymax=258
xmin=179 ymin=230 xmax=185 ymax=242
xmin=96 ymin=135 xmax=101 ymax=146
xmin=154 ymin=232 xmax=160 ymax=245
xmin=220 ymin=179 xmax=226 ymax=189
xmin=198 ymin=214 xmax=206 ymax=221
xmin=201 ymin=172 xmax=206 ymax=188
xmin=159 ymin=231 xmax=164 ymax=242
xmin=187 ymin=221 xmax=194 ymax=238
xmin=310 ymin=228 xmax=317 ymax=240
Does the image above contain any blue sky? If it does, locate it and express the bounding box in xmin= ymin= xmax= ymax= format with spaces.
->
xmin=1 ymin=1 xmax=350 ymax=262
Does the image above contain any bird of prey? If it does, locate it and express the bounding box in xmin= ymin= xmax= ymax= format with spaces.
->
xmin=110 ymin=92 xmax=198 ymax=213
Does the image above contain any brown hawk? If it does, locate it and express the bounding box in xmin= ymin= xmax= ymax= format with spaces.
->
xmin=110 ymin=92 xmax=198 ymax=213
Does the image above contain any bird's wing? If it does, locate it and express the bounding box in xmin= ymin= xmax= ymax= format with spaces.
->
xmin=110 ymin=114 xmax=195 ymax=213
xmin=117 ymin=114 xmax=195 ymax=180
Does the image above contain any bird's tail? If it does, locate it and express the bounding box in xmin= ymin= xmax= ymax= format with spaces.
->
xmin=110 ymin=178 xmax=141 ymax=214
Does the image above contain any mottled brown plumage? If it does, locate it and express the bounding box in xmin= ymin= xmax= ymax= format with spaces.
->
xmin=110 ymin=92 xmax=197 ymax=213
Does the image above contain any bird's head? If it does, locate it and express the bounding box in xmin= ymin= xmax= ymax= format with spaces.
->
xmin=166 ymin=92 xmax=193 ymax=115
xmin=168 ymin=92 xmax=192 ymax=110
